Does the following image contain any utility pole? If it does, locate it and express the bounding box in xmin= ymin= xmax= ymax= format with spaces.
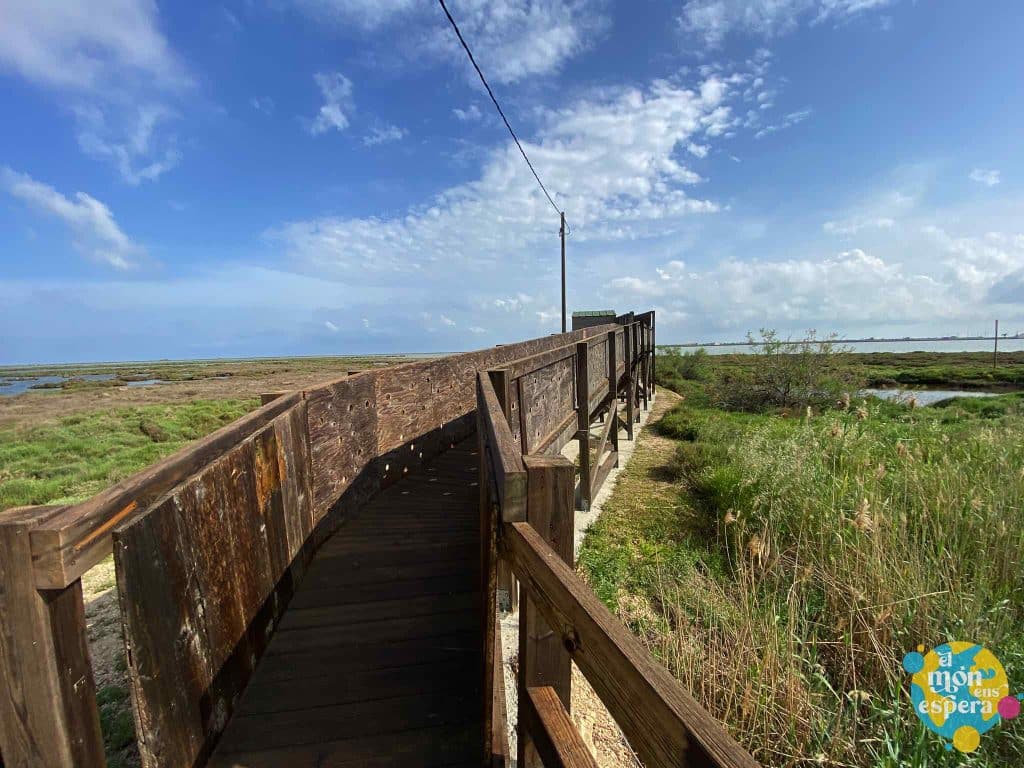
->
xmin=994 ymin=319 xmax=999 ymax=370
xmin=560 ymin=211 xmax=567 ymax=334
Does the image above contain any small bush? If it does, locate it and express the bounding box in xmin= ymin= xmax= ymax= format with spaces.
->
xmin=714 ymin=328 xmax=861 ymax=412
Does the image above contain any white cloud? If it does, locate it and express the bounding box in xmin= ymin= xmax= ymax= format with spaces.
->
xmin=754 ymin=107 xmax=812 ymax=138
xmin=363 ymin=123 xmax=407 ymax=146
xmin=454 ymin=104 xmax=484 ymax=122
xmin=469 ymin=326 xmax=487 ymax=334
xmin=2 ymin=167 xmax=143 ymax=269
xmin=440 ymin=314 xmax=456 ymax=326
xmin=324 ymin=320 xmax=340 ymax=332
xmin=0 ymin=0 xmax=189 ymax=91
xmin=969 ymin=168 xmax=1001 ymax=187
xmin=823 ymin=216 xmax=895 ymax=236
xmin=679 ymin=0 xmax=898 ymax=49
xmin=74 ymin=103 xmax=181 ymax=184
xmin=251 ymin=96 xmax=275 ymax=115
xmin=309 ymin=72 xmax=354 ymax=135
xmin=286 ymin=0 xmax=607 ymax=84
xmin=271 ymin=71 xmax=751 ymax=289
xmin=0 ymin=1 xmax=190 ymax=184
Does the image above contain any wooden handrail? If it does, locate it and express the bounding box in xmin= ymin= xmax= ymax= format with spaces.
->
xmin=477 ymin=372 xmax=526 ymax=522
xmin=522 ymin=686 xmax=597 ymax=768
xmin=28 ymin=392 xmax=303 ymax=589
xmin=500 ymin=520 xmax=761 ymax=768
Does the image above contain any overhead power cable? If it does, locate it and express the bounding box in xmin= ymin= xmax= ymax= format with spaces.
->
xmin=436 ymin=0 xmax=563 ymax=218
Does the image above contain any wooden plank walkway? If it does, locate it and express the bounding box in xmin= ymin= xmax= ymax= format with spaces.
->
xmin=209 ymin=438 xmax=483 ymax=768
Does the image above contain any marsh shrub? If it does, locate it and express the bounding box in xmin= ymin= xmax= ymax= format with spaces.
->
xmin=714 ymin=328 xmax=861 ymax=412
xmin=600 ymin=397 xmax=1024 ymax=766
xmin=657 ymin=347 xmax=711 ymax=392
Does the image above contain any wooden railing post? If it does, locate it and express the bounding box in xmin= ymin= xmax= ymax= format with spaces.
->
xmin=574 ymin=342 xmax=592 ymax=511
xmin=606 ymin=331 xmax=620 ymax=460
xmin=0 ymin=507 xmax=105 ymax=768
xmin=650 ymin=314 xmax=656 ymax=396
xmin=519 ymin=456 xmax=575 ymax=768
xmin=640 ymin=324 xmax=650 ymax=410
xmin=489 ymin=369 xmax=519 ymax=612
xmin=622 ymin=326 xmax=636 ymax=439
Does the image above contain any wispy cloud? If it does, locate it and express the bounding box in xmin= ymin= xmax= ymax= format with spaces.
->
xmin=309 ymin=72 xmax=354 ymax=134
xmin=969 ymin=168 xmax=1001 ymax=187
xmin=251 ymin=96 xmax=275 ymax=115
xmin=0 ymin=1 xmax=190 ymax=184
xmin=285 ymin=0 xmax=608 ymax=85
xmin=2 ymin=167 xmax=143 ymax=269
xmin=0 ymin=0 xmax=189 ymax=91
xmin=363 ymin=123 xmax=406 ymax=146
xmin=453 ymin=104 xmax=483 ymax=122
xmin=74 ymin=104 xmax=181 ymax=185
xmin=679 ymin=0 xmax=899 ymax=50
xmin=754 ymin=107 xmax=812 ymax=138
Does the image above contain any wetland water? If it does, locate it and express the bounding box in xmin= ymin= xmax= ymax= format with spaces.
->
xmin=0 ymin=374 xmax=167 ymax=396
xmin=861 ymin=388 xmax=1000 ymax=406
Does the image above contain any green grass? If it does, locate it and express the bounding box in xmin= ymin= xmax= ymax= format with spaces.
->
xmin=579 ymin=381 xmax=1024 ymax=766
xmin=0 ymin=399 xmax=257 ymax=510
xmin=695 ymin=350 xmax=1024 ymax=391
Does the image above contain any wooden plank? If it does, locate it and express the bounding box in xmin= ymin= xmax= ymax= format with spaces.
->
xmin=501 ymin=521 xmax=761 ymax=768
xmin=590 ymin=449 xmax=618 ymax=500
xmin=523 ymin=686 xmax=598 ymax=768
xmin=519 ymin=355 xmax=575 ymax=457
xmin=519 ymin=456 xmax=575 ymax=768
xmin=491 ymin=622 xmax=509 ymax=768
xmin=575 ymin=342 xmax=592 ymax=511
xmin=531 ymin=409 xmax=577 ymax=457
xmin=0 ymin=507 xmax=104 ymax=768
xmin=305 ymin=372 xmax=378 ymax=521
xmin=29 ymin=392 xmax=301 ymax=589
xmin=623 ymin=327 xmax=635 ymax=439
xmin=114 ymin=403 xmax=317 ymax=768
xmin=477 ymin=373 xmax=526 ymax=522
xmin=504 ymin=344 xmax=576 ymax=380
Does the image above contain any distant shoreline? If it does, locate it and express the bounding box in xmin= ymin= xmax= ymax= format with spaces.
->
xmin=662 ymin=335 xmax=1023 ymax=348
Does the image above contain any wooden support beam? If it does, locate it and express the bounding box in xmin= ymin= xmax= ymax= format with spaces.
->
xmin=590 ymin=448 xmax=617 ymax=500
xmin=623 ymin=327 xmax=635 ymax=439
xmin=501 ymin=520 xmax=761 ymax=768
xmin=606 ymin=331 xmax=620 ymax=460
xmin=518 ymin=456 xmax=575 ymax=768
xmin=0 ymin=507 xmax=105 ymax=768
xmin=574 ymin=342 xmax=592 ymax=511
xmin=523 ymin=686 xmax=598 ymax=768
xmin=488 ymin=368 xmax=521 ymax=611
xmin=259 ymin=391 xmax=287 ymax=405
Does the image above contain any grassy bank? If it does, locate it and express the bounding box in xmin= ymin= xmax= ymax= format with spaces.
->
xmin=0 ymin=399 xmax=257 ymax=510
xmin=0 ymin=398 xmax=259 ymax=767
xmin=579 ymin=376 xmax=1024 ymax=765
xmin=681 ymin=350 xmax=1024 ymax=391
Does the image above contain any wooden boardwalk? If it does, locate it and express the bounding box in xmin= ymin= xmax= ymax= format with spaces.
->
xmin=209 ymin=439 xmax=483 ymax=768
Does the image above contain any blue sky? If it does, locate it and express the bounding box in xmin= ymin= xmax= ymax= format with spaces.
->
xmin=2 ymin=0 xmax=1023 ymax=363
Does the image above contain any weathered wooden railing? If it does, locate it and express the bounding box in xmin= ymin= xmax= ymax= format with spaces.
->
xmin=0 ymin=321 xmax=635 ymax=768
xmin=477 ymin=311 xmax=761 ymax=768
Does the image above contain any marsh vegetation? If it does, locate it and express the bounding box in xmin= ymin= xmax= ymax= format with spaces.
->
xmin=580 ymin=337 xmax=1024 ymax=765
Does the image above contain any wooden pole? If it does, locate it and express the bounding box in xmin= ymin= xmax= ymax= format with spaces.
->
xmin=518 ymin=455 xmax=575 ymax=768
xmin=994 ymin=319 xmax=999 ymax=370
xmin=560 ymin=212 xmax=567 ymax=334
xmin=0 ymin=507 xmax=105 ymax=768
xmin=575 ymin=342 xmax=592 ymax=511
xmin=607 ymin=331 xmax=619 ymax=461
xmin=623 ymin=325 xmax=635 ymax=439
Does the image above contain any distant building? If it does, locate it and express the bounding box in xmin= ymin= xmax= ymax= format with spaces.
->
xmin=572 ymin=309 xmax=616 ymax=331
